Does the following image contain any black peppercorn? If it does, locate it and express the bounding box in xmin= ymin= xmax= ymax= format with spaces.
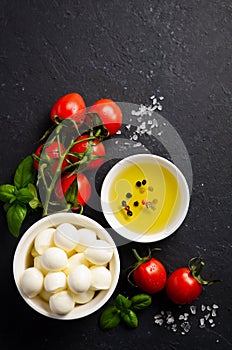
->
xmin=136 ymin=181 xmax=141 ymax=187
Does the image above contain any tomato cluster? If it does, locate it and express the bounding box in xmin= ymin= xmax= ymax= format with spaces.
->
xmin=33 ymin=92 xmax=122 ymax=213
xmin=129 ymin=249 xmax=216 ymax=305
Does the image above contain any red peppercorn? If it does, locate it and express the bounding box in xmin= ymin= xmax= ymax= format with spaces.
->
xmin=125 ymin=205 xmax=130 ymax=211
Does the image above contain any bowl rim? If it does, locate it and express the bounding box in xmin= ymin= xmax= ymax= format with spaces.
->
xmin=13 ymin=212 xmax=120 ymax=320
xmin=100 ymin=153 xmax=190 ymax=243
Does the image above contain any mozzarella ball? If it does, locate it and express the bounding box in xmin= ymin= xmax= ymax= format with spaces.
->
xmin=49 ymin=291 xmax=74 ymax=315
xmin=44 ymin=272 xmax=67 ymax=293
xmin=90 ymin=266 xmax=112 ymax=290
xmin=39 ymin=288 xmax=52 ymax=302
xmin=64 ymin=253 xmax=90 ymax=275
xmin=54 ymin=223 xmax=80 ymax=252
xmin=67 ymin=265 xmax=91 ymax=293
xmin=72 ymin=289 xmax=95 ymax=304
xmin=75 ymin=228 xmax=97 ymax=253
xmin=34 ymin=228 xmax=55 ymax=255
xmin=84 ymin=240 xmax=113 ymax=265
xmin=21 ymin=267 xmax=44 ymax=298
xmin=34 ymin=256 xmax=48 ymax=275
xmin=41 ymin=247 xmax=68 ymax=271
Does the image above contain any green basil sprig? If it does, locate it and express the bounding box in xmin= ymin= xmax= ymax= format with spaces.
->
xmin=0 ymin=155 xmax=41 ymax=237
xmin=99 ymin=293 xmax=152 ymax=331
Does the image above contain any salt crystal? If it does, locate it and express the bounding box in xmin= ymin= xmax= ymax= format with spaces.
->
xmin=146 ymin=130 xmax=152 ymax=135
xmin=211 ymin=323 xmax=216 ymax=328
xmin=157 ymin=105 xmax=163 ymax=111
xmin=140 ymin=122 xmax=146 ymax=129
xmin=137 ymin=117 xmax=142 ymax=122
xmin=115 ymin=140 xmax=119 ymax=144
xmin=152 ymin=98 xmax=157 ymax=105
xmin=150 ymin=95 xmax=155 ymax=100
xmin=159 ymin=96 xmax=164 ymax=100
xmin=171 ymin=324 xmax=177 ymax=332
xmin=157 ymin=131 xmax=163 ymax=136
xmin=116 ymin=130 xmax=121 ymax=134
xmin=201 ymin=305 xmax=206 ymax=312
xmin=199 ymin=318 xmax=205 ymax=328
xmin=147 ymin=120 xmax=153 ymax=125
xmin=209 ymin=319 xmax=214 ymax=324
xmin=166 ymin=316 xmax=175 ymax=324
xmin=155 ymin=319 xmax=164 ymax=326
xmin=179 ymin=315 xmax=184 ymax=320
xmin=212 ymin=304 xmax=219 ymax=309
xmin=204 ymin=313 xmax=210 ymax=320
xmin=132 ymin=134 xmax=138 ymax=141
xmin=190 ymin=305 xmax=197 ymax=314
xmin=211 ymin=309 xmax=217 ymax=317
xmin=181 ymin=322 xmax=191 ymax=333
xmin=125 ymin=124 xmax=131 ymax=130
xmin=181 ymin=332 xmax=186 ymax=335
xmin=154 ymin=314 xmax=162 ymax=319
xmin=207 ymin=306 xmax=212 ymax=311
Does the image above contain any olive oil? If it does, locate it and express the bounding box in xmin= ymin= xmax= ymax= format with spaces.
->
xmin=109 ymin=162 xmax=181 ymax=235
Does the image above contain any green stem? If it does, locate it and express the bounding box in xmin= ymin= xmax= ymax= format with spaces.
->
xmin=132 ymin=249 xmax=142 ymax=262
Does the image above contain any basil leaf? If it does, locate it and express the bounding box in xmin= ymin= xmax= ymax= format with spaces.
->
xmin=14 ymin=155 xmax=36 ymax=189
xmin=0 ymin=184 xmax=16 ymax=203
xmin=121 ymin=309 xmax=138 ymax=328
xmin=6 ymin=203 xmax=27 ymax=237
xmin=115 ymin=294 xmax=132 ymax=311
xmin=130 ymin=294 xmax=152 ymax=311
xmin=99 ymin=306 xmax=121 ymax=330
xmin=28 ymin=183 xmax=41 ymax=209
xmin=16 ymin=188 xmax=34 ymax=203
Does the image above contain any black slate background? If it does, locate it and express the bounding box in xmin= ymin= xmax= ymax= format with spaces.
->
xmin=0 ymin=1 xmax=232 ymax=349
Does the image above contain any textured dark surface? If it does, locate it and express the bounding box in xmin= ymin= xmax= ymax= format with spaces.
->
xmin=0 ymin=1 xmax=232 ymax=349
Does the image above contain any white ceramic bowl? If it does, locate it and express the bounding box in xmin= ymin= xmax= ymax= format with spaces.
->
xmin=101 ymin=154 xmax=190 ymax=243
xmin=13 ymin=213 xmax=120 ymax=320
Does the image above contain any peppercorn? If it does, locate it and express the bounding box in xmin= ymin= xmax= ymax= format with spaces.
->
xmin=142 ymin=179 xmax=147 ymax=185
xmin=126 ymin=192 xmax=132 ymax=199
xmin=127 ymin=210 xmax=133 ymax=216
xmin=122 ymin=200 xmax=127 ymax=207
xmin=133 ymin=201 xmax=139 ymax=207
xmin=136 ymin=181 xmax=141 ymax=187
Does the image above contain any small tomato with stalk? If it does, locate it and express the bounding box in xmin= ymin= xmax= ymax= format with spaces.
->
xmin=33 ymin=142 xmax=69 ymax=174
xmin=55 ymin=172 xmax=91 ymax=209
xmin=128 ymin=248 xmax=167 ymax=294
xmin=166 ymin=255 xmax=220 ymax=305
xmin=88 ymin=99 xmax=122 ymax=135
xmin=50 ymin=92 xmax=86 ymax=125
xmin=69 ymin=134 xmax=105 ymax=170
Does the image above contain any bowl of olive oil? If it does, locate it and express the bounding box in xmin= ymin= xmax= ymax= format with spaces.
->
xmin=101 ymin=154 xmax=190 ymax=243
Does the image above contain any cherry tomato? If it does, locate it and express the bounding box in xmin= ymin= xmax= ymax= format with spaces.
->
xmin=130 ymin=249 xmax=167 ymax=294
xmin=33 ymin=142 xmax=69 ymax=173
xmin=55 ymin=172 xmax=91 ymax=207
xmin=166 ymin=267 xmax=202 ymax=305
xmin=69 ymin=134 xmax=105 ymax=170
xmin=88 ymin=99 xmax=122 ymax=135
xmin=50 ymin=92 xmax=86 ymax=124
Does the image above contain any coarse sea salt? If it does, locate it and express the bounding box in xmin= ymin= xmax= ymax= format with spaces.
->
xmin=153 ymin=303 xmax=219 ymax=335
xmin=127 ymin=93 xmax=164 ymax=146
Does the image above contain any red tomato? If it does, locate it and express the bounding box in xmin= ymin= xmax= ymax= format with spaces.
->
xmin=33 ymin=142 xmax=69 ymax=173
xmin=88 ymin=99 xmax=122 ymax=135
xmin=166 ymin=267 xmax=203 ymax=304
xmin=55 ymin=172 xmax=91 ymax=207
xmin=69 ymin=134 xmax=105 ymax=170
xmin=50 ymin=92 xmax=86 ymax=124
xmin=132 ymin=256 xmax=167 ymax=294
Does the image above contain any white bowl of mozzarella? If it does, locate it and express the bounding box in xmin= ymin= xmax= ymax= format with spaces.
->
xmin=13 ymin=213 xmax=120 ymax=320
